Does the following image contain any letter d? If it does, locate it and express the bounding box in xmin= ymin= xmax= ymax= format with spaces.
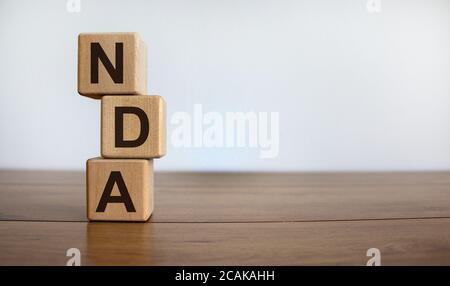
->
xmin=115 ymin=106 xmax=149 ymax=147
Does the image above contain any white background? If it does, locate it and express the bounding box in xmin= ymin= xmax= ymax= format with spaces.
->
xmin=0 ymin=0 xmax=449 ymax=171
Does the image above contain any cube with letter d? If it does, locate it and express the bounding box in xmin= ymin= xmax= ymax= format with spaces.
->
xmin=101 ymin=95 xmax=166 ymax=159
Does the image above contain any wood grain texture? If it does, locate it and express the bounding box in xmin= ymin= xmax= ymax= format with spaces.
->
xmin=78 ymin=32 xmax=147 ymax=98
xmin=2 ymin=170 xmax=450 ymax=187
xmin=101 ymin=95 xmax=166 ymax=158
xmin=1 ymin=171 xmax=450 ymax=265
xmin=1 ymin=172 xmax=450 ymax=222
xmin=1 ymin=219 xmax=450 ymax=266
xmin=86 ymin=158 xmax=153 ymax=221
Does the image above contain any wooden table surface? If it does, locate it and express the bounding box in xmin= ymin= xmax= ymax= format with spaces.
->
xmin=1 ymin=170 xmax=450 ymax=265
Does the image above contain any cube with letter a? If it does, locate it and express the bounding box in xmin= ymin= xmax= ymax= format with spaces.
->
xmin=101 ymin=95 xmax=166 ymax=159
xmin=78 ymin=32 xmax=147 ymax=98
xmin=86 ymin=157 xmax=153 ymax=221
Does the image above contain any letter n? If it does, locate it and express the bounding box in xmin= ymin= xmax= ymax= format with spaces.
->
xmin=90 ymin=42 xmax=124 ymax=84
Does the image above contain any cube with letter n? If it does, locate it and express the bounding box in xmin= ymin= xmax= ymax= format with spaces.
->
xmin=78 ymin=32 xmax=147 ymax=99
xmin=79 ymin=32 xmax=164 ymax=223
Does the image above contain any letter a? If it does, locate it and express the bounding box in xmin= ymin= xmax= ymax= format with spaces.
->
xmin=96 ymin=171 xmax=136 ymax=212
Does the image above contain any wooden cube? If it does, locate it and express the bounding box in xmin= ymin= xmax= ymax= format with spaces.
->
xmin=101 ymin=95 xmax=166 ymax=158
xmin=78 ymin=32 xmax=147 ymax=99
xmin=86 ymin=158 xmax=153 ymax=221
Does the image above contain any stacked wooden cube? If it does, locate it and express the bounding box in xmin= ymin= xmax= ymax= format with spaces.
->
xmin=77 ymin=33 xmax=165 ymax=222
